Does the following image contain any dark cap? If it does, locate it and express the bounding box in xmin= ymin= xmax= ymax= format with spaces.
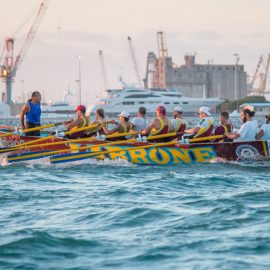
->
xmin=76 ymin=105 xmax=86 ymax=113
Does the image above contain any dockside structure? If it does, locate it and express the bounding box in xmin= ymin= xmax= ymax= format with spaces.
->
xmin=149 ymin=54 xmax=247 ymax=101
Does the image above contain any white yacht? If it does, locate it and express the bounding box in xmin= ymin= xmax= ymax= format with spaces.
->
xmin=87 ymin=86 xmax=225 ymax=116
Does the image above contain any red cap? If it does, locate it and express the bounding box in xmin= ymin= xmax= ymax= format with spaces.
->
xmin=76 ymin=105 xmax=86 ymax=113
xmin=156 ymin=105 xmax=166 ymax=116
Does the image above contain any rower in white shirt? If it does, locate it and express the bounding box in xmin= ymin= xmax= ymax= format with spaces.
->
xmin=227 ymin=109 xmax=257 ymax=142
xmin=256 ymin=113 xmax=270 ymax=141
xmin=130 ymin=107 xmax=148 ymax=132
xmin=242 ymin=104 xmax=258 ymax=130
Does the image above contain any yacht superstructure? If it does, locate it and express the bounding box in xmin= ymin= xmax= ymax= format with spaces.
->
xmin=87 ymin=86 xmax=224 ymax=116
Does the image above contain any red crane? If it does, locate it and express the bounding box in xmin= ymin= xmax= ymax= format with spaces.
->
xmin=0 ymin=0 xmax=50 ymax=104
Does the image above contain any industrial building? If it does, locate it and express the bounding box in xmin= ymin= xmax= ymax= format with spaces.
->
xmin=144 ymin=32 xmax=248 ymax=101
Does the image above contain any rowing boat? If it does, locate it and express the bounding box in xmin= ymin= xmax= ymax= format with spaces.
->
xmin=1 ymin=125 xmax=269 ymax=165
xmin=0 ymin=130 xmax=69 ymax=154
xmin=49 ymin=140 xmax=269 ymax=165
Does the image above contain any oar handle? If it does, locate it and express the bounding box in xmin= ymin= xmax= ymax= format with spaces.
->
xmin=188 ymin=134 xmax=225 ymax=143
xmin=22 ymin=123 xmax=57 ymax=133
xmin=64 ymin=124 xmax=99 ymax=136
xmin=104 ymin=131 xmax=138 ymax=139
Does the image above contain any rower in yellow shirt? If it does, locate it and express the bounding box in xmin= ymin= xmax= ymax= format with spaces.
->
xmin=64 ymin=105 xmax=89 ymax=138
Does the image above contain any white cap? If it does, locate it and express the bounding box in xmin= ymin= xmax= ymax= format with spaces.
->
xmin=118 ymin=111 xmax=130 ymax=118
xmin=173 ymin=106 xmax=183 ymax=113
xmin=243 ymin=105 xmax=255 ymax=112
xmin=198 ymin=106 xmax=211 ymax=116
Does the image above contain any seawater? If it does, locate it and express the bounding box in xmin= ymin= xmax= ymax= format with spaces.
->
xmin=0 ymin=159 xmax=270 ymax=270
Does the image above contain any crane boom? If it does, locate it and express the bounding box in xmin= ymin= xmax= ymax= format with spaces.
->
xmin=262 ymin=53 xmax=270 ymax=94
xmin=157 ymin=31 xmax=168 ymax=58
xmin=143 ymin=52 xmax=157 ymax=89
xmin=12 ymin=0 xmax=50 ymax=76
xmin=248 ymin=55 xmax=263 ymax=91
xmin=0 ymin=0 xmax=50 ymax=104
xmin=127 ymin=36 xmax=142 ymax=87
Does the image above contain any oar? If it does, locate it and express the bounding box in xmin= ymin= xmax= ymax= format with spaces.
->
xmin=184 ymin=134 xmax=225 ymax=143
xmin=5 ymin=131 xmax=180 ymax=162
xmin=0 ymin=125 xmax=129 ymax=154
xmin=104 ymin=131 xmax=138 ymax=139
xmin=0 ymin=122 xmax=64 ymax=138
xmin=0 ymin=126 xmax=128 ymax=154
xmin=7 ymin=139 xmax=136 ymax=163
xmin=50 ymin=134 xmax=226 ymax=165
xmin=4 ymin=131 xmax=181 ymax=155
xmin=0 ymin=137 xmax=94 ymax=154
xmin=50 ymin=140 xmax=179 ymax=164
xmin=0 ymin=123 xmax=99 ymax=153
xmin=0 ymin=125 xmax=17 ymax=131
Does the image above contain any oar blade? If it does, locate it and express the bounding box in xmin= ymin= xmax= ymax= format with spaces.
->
xmin=50 ymin=152 xmax=94 ymax=164
xmin=7 ymin=151 xmax=53 ymax=163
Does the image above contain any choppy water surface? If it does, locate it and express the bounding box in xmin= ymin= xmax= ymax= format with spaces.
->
xmin=0 ymin=159 xmax=270 ymax=270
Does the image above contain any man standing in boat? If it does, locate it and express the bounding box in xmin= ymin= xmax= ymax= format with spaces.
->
xmin=184 ymin=106 xmax=215 ymax=138
xmin=20 ymin=91 xmax=42 ymax=136
xmin=131 ymin=107 xmax=148 ymax=132
xmin=227 ymin=109 xmax=257 ymax=141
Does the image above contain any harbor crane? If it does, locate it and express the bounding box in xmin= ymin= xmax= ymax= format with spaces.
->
xmin=143 ymin=52 xmax=157 ymax=89
xmin=127 ymin=36 xmax=142 ymax=87
xmin=98 ymin=50 xmax=109 ymax=92
xmin=157 ymin=31 xmax=168 ymax=58
xmin=262 ymin=53 xmax=270 ymax=94
xmin=248 ymin=53 xmax=270 ymax=96
xmin=248 ymin=55 xmax=263 ymax=92
xmin=0 ymin=0 xmax=50 ymax=104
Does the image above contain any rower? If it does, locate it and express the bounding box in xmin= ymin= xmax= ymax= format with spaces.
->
xmin=20 ymin=91 xmax=42 ymax=136
xmin=130 ymin=107 xmax=147 ymax=132
xmin=64 ymin=105 xmax=89 ymax=138
xmin=214 ymin=111 xmax=233 ymax=141
xmin=170 ymin=106 xmax=187 ymax=133
xmin=184 ymin=106 xmax=215 ymax=139
xmin=85 ymin=108 xmax=106 ymax=137
xmin=256 ymin=113 xmax=270 ymax=141
xmin=102 ymin=111 xmax=132 ymax=136
xmin=227 ymin=109 xmax=257 ymax=141
xmin=141 ymin=106 xmax=171 ymax=136
xmin=242 ymin=104 xmax=258 ymax=130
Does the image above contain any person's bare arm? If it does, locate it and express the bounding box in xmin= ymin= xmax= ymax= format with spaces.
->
xmin=20 ymin=104 xmax=30 ymax=129
xmin=141 ymin=119 xmax=159 ymax=135
xmin=255 ymin=130 xmax=264 ymax=140
xmin=102 ymin=123 xmax=122 ymax=135
xmin=65 ymin=118 xmax=81 ymax=130
xmin=226 ymin=132 xmax=240 ymax=140
xmin=184 ymin=126 xmax=200 ymax=134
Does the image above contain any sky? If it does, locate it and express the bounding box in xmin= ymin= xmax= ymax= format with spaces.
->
xmin=0 ymin=0 xmax=269 ymax=104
